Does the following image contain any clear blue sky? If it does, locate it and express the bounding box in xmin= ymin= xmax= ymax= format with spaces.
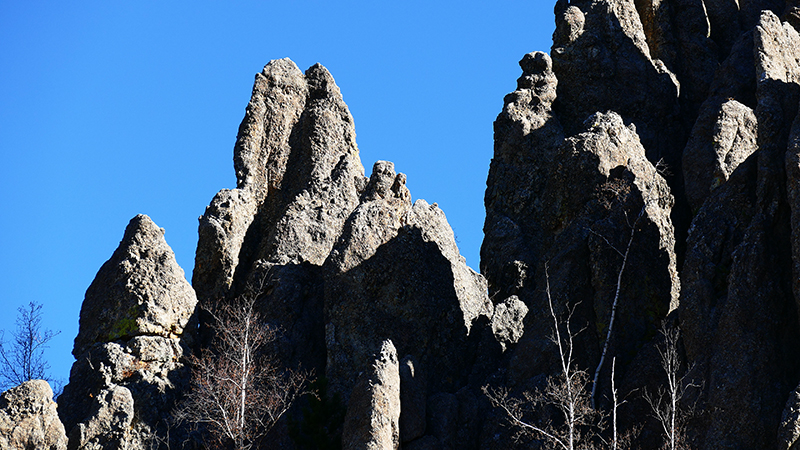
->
xmin=0 ymin=1 xmax=555 ymax=389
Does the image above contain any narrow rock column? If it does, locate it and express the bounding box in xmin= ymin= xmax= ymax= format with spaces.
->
xmin=342 ymin=340 xmax=401 ymax=450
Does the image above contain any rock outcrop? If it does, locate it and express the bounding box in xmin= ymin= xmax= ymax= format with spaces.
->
xmin=42 ymin=2 xmax=800 ymax=448
xmin=193 ymin=58 xmax=366 ymax=372
xmin=483 ymin=50 xmax=678 ymax=398
xmin=59 ymin=215 xmax=196 ymax=450
xmin=0 ymin=380 xmax=67 ymax=450
xmin=341 ymin=340 xmax=401 ymax=450
xmin=73 ymin=214 xmax=197 ymax=358
xmin=325 ymin=162 xmax=492 ymax=399
xmin=677 ymin=11 xmax=800 ymax=450
xmin=189 ymin=60 xmax=496 ymax=448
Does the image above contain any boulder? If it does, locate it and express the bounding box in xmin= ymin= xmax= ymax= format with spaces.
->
xmin=0 ymin=380 xmax=67 ymax=450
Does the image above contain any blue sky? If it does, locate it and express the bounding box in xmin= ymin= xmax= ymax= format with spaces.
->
xmin=0 ymin=1 xmax=555 ymax=389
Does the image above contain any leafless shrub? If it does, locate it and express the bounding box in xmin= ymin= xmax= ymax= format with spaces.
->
xmin=485 ymin=264 xmax=601 ymax=450
xmin=0 ymin=301 xmax=60 ymax=392
xmin=173 ymin=280 xmax=310 ymax=450
xmin=643 ymin=324 xmax=697 ymax=450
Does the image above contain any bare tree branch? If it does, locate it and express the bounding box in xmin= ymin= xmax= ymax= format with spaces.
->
xmin=173 ymin=280 xmax=310 ymax=450
xmin=0 ymin=301 xmax=60 ymax=392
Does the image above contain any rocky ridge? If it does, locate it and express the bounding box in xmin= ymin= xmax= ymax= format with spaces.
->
xmin=17 ymin=1 xmax=800 ymax=449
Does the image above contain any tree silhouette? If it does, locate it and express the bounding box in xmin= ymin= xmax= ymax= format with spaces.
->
xmin=0 ymin=301 xmax=60 ymax=392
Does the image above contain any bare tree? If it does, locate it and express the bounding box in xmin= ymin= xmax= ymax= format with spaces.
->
xmin=174 ymin=282 xmax=310 ymax=450
xmin=589 ymin=204 xmax=644 ymax=409
xmin=485 ymin=264 xmax=600 ymax=450
xmin=590 ymin=159 xmax=671 ymax=409
xmin=643 ymin=324 xmax=695 ymax=450
xmin=0 ymin=301 xmax=60 ymax=392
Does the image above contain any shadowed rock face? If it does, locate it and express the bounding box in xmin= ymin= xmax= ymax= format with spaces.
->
xmin=677 ymin=11 xmax=800 ymax=450
xmin=0 ymin=380 xmax=67 ymax=450
xmin=59 ymin=215 xmax=196 ymax=450
xmin=483 ymin=51 xmax=678 ymax=395
xmin=325 ymin=191 xmax=492 ymax=400
xmin=481 ymin=3 xmax=800 ymax=450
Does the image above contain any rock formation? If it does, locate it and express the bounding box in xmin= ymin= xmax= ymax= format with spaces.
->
xmin=480 ymin=2 xmax=800 ymax=450
xmin=483 ymin=49 xmax=678 ymax=398
xmin=0 ymin=380 xmax=67 ymax=450
xmin=32 ymin=1 xmax=800 ymax=449
xmin=58 ymin=215 xmax=197 ymax=450
xmin=341 ymin=340 xmax=401 ymax=450
xmin=325 ymin=162 xmax=493 ymax=399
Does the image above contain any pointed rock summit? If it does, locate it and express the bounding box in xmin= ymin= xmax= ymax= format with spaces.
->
xmin=59 ymin=214 xmax=197 ymax=450
xmin=73 ymin=214 xmax=197 ymax=358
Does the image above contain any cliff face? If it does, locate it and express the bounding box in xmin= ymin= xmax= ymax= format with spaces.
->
xmin=482 ymin=2 xmax=800 ymax=450
xmin=45 ymin=1 xmax=800 ymax=449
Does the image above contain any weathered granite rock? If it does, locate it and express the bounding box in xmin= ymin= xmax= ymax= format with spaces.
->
xmin=342 ymin=340 xmax=400 ymax=450
xmin=194 ymin=59 xmax=366 ymax=372
xmin=678 ymin=11 xmax=800 ymax=450
xmin=485 ymin=64 xmax=678 ymax=392
xmin=60 ymin=215 xmax=196 ymax=450
xmin=683 ymin=99 xmax=758 ymax=211
xmin=680 ymin=24 xmax=758 ymax=213
xmin=780 ymin=380 xmax=800 ymax=450
xmin=489 ymin=295 xmax=528 ymax=351
xmin=551 ymin=0 xmax=683 ymax=171
xmin=0 ymin=380 xmax=67 ymax=450
xmin=67 ymin=385 xmax=134 ymax=450
xmin=73 ymin=215 xmax=197 ymax=358
xmin=633 ymin=0 xmax=720 ymax=122
xmin=325 ymin=175 xmax=492 ymax=398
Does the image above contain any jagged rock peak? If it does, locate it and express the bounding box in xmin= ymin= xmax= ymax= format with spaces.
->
xmin=551 ymin=0 xmax=683 ymax=169
xmin=0 ymin=380 xmax=67 ymax=450
xmin=73 ymin=214 xmax=197 ymax=358
xmin=361 ymin=160 xmax=410 ymax=204
xmin=325 ymin=163 xmax=492 ymax=399
xmin=233 ymin=58 xmax=360 ymax=200
xmin=194 ymin=58 xmax=365 ymax=307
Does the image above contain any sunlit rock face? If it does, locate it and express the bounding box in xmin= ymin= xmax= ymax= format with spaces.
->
xmin=60 ymin=214 xmax=197 ymax=450
xmin=0 ymin=380 xmax=67 ymax=450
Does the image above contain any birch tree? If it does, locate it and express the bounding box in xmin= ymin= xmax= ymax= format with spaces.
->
xmin=174 ymin=286 xmax=309 ymax=450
